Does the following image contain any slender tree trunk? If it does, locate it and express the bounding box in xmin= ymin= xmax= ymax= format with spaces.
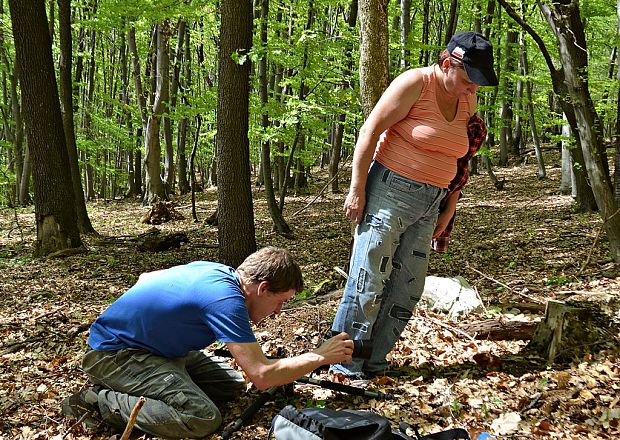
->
xmin=58 ymin=0 xmax=95 ymax=233
xmin=258 ymin=0 xmax=290 ymax=235
xmin=520 ymin=36 xmax=545 ymax=179
xmin=499 ymin=30 xmax=517 ymax=165
xmin=615 ymin=0 xmax=620 ymax=207
xmin=143 ymin=23 xmax=168 ymax=205
xmin=175 ymin=20 xmax=191 ymax=195
xmin=329 ymin=0 xmax=357 ymax=194
xmin=400 ymin=0 xmax=411 ymax=68
xmin=560 ymin=115 xmax=575 ymax=197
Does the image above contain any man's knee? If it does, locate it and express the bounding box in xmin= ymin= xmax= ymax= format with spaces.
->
xmin=183 ymin=406 xmax=222 ymax=438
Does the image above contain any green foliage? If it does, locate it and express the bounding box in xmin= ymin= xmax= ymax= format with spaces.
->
xmin=545 ymin=275 xmax=569 ymax=286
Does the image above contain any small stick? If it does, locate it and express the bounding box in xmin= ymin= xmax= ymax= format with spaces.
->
xmin=62 ymin=413 xmax=89 ymax=439
xmin=427 ymin=316 xmax=479 ymax=348
xmin=120 ymin=396 xmax=146 ymax=440
xmin=465 ymin=263 xmax=544 ymax=304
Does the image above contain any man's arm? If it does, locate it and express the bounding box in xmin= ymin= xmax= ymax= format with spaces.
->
xmin=226 ymin=332 xmax=353 ymax=390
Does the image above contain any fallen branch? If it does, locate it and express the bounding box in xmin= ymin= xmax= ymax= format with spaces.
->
xmin=579 ymin=207 xmax=620 ymax=275
xmin=120 ymin=396 xmax=146 ymax=440
xmin=465 ymin=263 xmax=544 ymax=304
xmin=427 ymin=316 xmax=479 ymax=348
xmin=292 ymin=156 xmax=352 ymax=217
xmin=62 ymin=413 xmax=88 ymax=439
xmin=458 ymin=317 xmax=540 ymax=340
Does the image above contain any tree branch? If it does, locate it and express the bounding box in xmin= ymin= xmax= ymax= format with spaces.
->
xmin=496 ymin=0 xmax=556 ymax=76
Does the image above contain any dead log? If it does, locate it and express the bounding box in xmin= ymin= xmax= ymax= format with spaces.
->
xmin=526 ymin=294 xmax=620 ymax=364
xmin=458 ymin=318 xmax=540 ymax=340
xmin=137 ymin=232 xmax=189 ymax=252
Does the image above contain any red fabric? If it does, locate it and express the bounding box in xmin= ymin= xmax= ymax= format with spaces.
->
xmin=432 ymin=114 xmax=487 ymax=252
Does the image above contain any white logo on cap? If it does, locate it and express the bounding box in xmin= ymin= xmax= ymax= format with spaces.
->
xmin=452 ymin=46 xmax=465 ymax=59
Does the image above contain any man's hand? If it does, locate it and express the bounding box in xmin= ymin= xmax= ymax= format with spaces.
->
xmin=313 ymin=331 xmax=354 ymax=365
xmin=343 ymin=190 xmax=366 ymax=224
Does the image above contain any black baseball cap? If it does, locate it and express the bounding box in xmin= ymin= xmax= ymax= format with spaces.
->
xmin=447 ymin=31 xmax=498 ymax=86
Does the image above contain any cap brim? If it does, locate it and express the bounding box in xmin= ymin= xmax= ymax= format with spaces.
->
xmin=464 ymin=64 xmax=498 ymax=86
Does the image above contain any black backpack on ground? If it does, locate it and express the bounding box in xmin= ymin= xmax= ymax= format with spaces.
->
xmin=268 ymin=405 xmax=471 ymax=440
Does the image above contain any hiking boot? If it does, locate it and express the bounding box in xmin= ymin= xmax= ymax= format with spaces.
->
xmin=61 ymin=386 xmax=102 ymax=429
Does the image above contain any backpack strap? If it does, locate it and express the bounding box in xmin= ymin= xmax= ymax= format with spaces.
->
xmin=407 ymin=424 xmax=471 ymax=440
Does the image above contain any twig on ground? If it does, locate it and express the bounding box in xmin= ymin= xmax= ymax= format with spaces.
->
xmin=427 ymin=316 xmax=479 ymax=348
xmin=292 ymin=156 xmax=351 ymax=217
xmin=579 ymin=208 xmax=620 ymax=276
xmin=120 ymin=396 xmax=146 ymax=440
xmin=465 ymin=263 xmax=544 ymax=304
xmin=62 ymin=413 xmax=88 ymax=439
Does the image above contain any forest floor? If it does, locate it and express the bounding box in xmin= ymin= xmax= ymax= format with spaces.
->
xmin=1 ymin=153 xmax=619 ymax=440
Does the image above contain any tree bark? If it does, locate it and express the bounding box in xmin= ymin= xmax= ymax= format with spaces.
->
xmin=358 ymin=0 xmax=389 ymax=118
xmin=258 ymin=0 xmax=291 ymax=236
xmin=539 ymin=1 xmax=620 ymax=263
xmin=143 ymin=23 xmax=168 ymax=206
xmin=58 ymin=0 xmax=95 ymax=233
xmin=9 ymin=0 xmax=82 ymax=256
xmin=216 ymin=0 xmax=256 ymax=266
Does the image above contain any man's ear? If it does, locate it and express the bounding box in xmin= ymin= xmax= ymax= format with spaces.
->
xmin=256 ymin=280 xmax=270 ymax=296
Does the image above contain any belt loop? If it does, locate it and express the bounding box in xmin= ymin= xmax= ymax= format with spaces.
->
xmin=382 ymin=169 xmax=390 ymax=183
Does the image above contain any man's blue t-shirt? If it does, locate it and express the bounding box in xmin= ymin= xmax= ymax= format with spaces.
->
xmin=88 ymin=262 xmax=256 ymax=358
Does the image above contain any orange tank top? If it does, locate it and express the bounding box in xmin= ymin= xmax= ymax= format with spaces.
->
xmin=374 ymin=65 xmax=471 ymax=188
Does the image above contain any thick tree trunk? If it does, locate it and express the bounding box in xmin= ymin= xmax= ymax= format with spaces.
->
xmin=358 ymin=0 xmax=389 ymax=118
xmin=216 ymin=0 xmax=256 ymax=266
xmin=9 ymin=0 xmax=82 ymax=256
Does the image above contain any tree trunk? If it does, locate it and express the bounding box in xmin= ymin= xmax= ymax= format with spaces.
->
xmin=498 ymin=31 xmax=517 ymax=166
xmin=329 ymin=0 xmax=357 ymax=194
xmin=459 ymin=318 xmax=539 ymax=341
xmin=216 ymin=0 xmax=256 ymax=266
xmin=559 ymin=116 xmax=576 ymax=197
xmin=9 ymin=0 xmax=82 ymax=256
xmin=400 ymin=0 xmax=411 ymax=68
xmin=540 ymin=1 xmax=620 ymax=263
xmin=520 ymin=36 xmax=545 ymax=179
xmin=358 ymin=0 xmax=389 ymax=118
xmin=176 ymin=20 xmax=191 ymax=195
xmin=497 ymin=0 xmax=597 ymax=212
xmin=58 ymin=0 xmax=95 ymax=233
xmin=258 ymin=0 xmax=290 ymax=236
xmin=143 ymin=23 xmax=168 ymax=206
xmin=615 ymin=0 xmax=620 ymax=208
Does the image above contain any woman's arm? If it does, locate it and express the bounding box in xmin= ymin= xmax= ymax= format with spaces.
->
xmin=344 ymin=69 xmax=426 ymax=223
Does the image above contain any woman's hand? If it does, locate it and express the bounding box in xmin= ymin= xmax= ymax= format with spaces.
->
xmin=433 ymin=210 xmax=451 ymax=238
xmin=343 ymin=189 xmax=366 ymax=224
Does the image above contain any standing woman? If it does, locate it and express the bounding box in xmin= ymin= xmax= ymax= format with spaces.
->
xmin=331 ymin=32 xmax=498 ymax=377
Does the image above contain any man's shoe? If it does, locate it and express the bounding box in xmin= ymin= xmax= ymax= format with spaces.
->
xmin=61 ymin=387 xmax=102 ymax=429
